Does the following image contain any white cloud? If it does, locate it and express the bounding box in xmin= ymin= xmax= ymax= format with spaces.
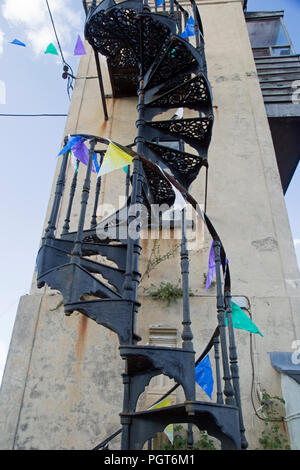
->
xmin=0 ymin=29 xmax=4 ymax=55
xmin=2 ymin=0 xmax=82 ymax=55
xmin=294 ymin=239 xmax=300 ymax=246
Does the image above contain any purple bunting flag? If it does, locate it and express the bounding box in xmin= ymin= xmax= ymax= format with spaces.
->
xmin=71 ymin=139 xmax=97 ymax=173
xmin=58 ymin=136 xmax=97 ymax=173
xmin=74 ymin=35 xmax=86 ymax=56
xmin=205 ymin=240 xmax=216 ymax=291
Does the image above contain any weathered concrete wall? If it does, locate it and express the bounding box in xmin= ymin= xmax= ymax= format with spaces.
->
xmin=0 ymin=0 xmax=299 ymax=450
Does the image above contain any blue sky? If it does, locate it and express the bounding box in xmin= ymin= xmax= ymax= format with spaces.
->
xmin=0 ymin=0 xmax=299 ymax=383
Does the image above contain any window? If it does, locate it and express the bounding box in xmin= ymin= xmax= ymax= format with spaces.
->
xmin=246 ymin=16 xmax=294 ymax=58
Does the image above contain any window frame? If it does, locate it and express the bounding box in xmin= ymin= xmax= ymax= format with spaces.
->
xmin=246 ymin=14 xmax=296 ymax=58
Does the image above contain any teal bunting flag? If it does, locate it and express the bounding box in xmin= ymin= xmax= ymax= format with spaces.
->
xmin=226 ymin=302 xmax=263 ymax=337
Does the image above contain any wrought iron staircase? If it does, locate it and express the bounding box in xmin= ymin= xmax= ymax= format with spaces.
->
xmin=36 ymin=0 xmax=248 ymax=450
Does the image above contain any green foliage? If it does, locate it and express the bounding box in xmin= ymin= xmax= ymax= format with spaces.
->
xmin=145 ymin=281 xmax=183 ymax=306
xmin=161 ymin=425 xmax=217 ymax=450
xmin=145 ymin=281 xmax=194 ymax=306
xmin=258 ymin=392 xmax=290 ymax=450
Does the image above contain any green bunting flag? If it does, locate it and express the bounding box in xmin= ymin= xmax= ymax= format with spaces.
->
xmin=45 ymin=43 xmax=59 ymax=56
xmin=225 ymin=301 xmax=263 ymax=337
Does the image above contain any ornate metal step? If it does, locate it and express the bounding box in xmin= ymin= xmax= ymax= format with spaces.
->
xmin=144 ymin=141 xmax=205 ymax=189
xmin=37 ymin=259 xmax=122 ymax=303
xmin=144 ymin=74 xmax=213 ymax=115
xmin=143 ymin=36 xmax=203 ymax=91
xmin=120 ymin=345 xmax=195 ymax=411
xmin=85 ymin=4 xmax=175 ymax=69
xmin=80 ymin=257 xmax=125 ymax=293
xmin=144 ymin=116 xmax=214 ymax=155
xmin=37 ymin=237 xmax=128 ymax=271
xmin=141 ymin=163 xmax=175 ymax=206
xmin=120 ymin=401 xmax=241 ymax=450
xmin=64 ymin=298 xmax=140 ymax=344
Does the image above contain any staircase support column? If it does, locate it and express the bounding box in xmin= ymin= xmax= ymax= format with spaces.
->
xmin=121 ymin=64 xmax=146 ymax=450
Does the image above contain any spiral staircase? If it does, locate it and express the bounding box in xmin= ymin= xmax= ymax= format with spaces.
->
xmin=36 ymin=0 xmax=248 ymax=450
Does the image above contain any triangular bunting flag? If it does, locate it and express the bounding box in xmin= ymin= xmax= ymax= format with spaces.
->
xmin=226 ymin=301 xmax=264 ymax=337
xmin=58 ymin=136 xmax=82 ymax=156
xmin=98 ymin=142 xmax=133 ymax=177
xmin=58 ymin=136 xmax=97 ymax=173
xmin=195 ymin=354 xmax=214 ymax=399
xmin=45 ymin=43 xmax=59 ymax=55
xmin=11 ymin=39 xmax=26 ymax=47
xmin=148 ymin=397 xmax=174 ymax=444
xmin=170 ymin=182 xmax=187 ymax=211
xmin=180 ymin=17 xmax=195 ymax=39
xmin=205 ymin=240 xmax=216 ymax=291
xmin=74 ymin=35 xmax=86 ymax=56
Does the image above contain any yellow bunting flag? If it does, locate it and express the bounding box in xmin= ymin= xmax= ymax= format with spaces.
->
xmin=98 ymin=142 xmax=133 ymax=177
xmin=148 ymin=396 xmax=174 ymax=444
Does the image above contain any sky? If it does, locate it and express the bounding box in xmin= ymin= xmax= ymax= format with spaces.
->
xmin=0 ymin=0 xmax=299 ymax=384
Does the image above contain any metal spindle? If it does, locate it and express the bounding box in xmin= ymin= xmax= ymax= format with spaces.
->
xmin=94 ymin=50 xmax=109 ymax=121
xmin=191 ymin=0 xmax=201 ymax=50
xmin=175 ymin=3 xmax=182 ymax=35
xmin=225 ymin=292 xmax=248 ymax=448
xmin=169 ymin=0 xmax=175 ymax=19
xmin=72 ymin=139 xmax=97 ymax=257
xmin=45 ymin=137 xmax=69 ymax=240
xmin=90 ymin=152 xmax=104 ymax=228
xmin=121 ymin=62 xmax=145 ymax=450
xmin=180 ymin=209 xmax=193 ymax=353
xmin=82 ymin=0 xmax=88 ymax=15
xmin=213 ymin=241 xmax=235 ymax=406
xmin=213 ymin=336 xmax=224 ymax=404
xmin=125 ymin=165 xmax=131 ymax=199
xmin=90 ymin=176 xmax=102 ymax=228
xmin=62 ymin=161 xmax=80 ymax=236
xmin=187 ymin=423 xmax=194 ymax=450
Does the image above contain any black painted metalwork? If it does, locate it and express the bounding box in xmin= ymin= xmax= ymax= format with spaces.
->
xmin=36 ymin=0 xmax=247 ymax=450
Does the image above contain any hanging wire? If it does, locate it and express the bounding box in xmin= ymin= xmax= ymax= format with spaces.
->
xmin=45 ymin=0 xmax=75 ymax=99
xmin=0 ymin=113 xmax=67 ymax=117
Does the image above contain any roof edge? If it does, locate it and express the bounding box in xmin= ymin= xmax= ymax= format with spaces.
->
xmin=245 ymin=10 xmax=284 ymax=19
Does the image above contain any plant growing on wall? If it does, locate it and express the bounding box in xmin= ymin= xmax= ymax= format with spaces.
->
xmin=145 ymin=281 xmax=183 ymax=306
xmin=161 ymin=425 xmax=217 ymax=450
xmin=145 ymin=281 xmax=194 ymax=306
xmin=140 ymin=240 xmax=180 ymax=282
xmin=258 ymin=392 xmax=290 ymax=450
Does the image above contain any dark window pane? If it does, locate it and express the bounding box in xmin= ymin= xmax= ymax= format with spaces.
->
xmin=253 ymin=48 xmax=271 ymax=58
xmin=247 ymin=19 xmax=289 ymax=47
xmin=272 ymin=46 xmax=291 ymax=56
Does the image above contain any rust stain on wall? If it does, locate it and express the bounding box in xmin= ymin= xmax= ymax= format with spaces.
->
xmin=75 ymin=314 xmax=88 ymax=360
xmin=100 ymin=120 xmax=108 ymax=135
